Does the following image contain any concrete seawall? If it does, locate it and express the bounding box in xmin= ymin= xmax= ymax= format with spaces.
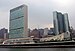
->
xmin=0 ymin=41 xmax=75 ymax=48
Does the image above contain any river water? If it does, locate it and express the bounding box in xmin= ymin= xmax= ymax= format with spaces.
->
xmin=0 ymin=48 xmax=75 ymax=51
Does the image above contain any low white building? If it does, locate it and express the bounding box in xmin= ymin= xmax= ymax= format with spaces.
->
xmin=40 ymin=32 xmax=71 ymax=42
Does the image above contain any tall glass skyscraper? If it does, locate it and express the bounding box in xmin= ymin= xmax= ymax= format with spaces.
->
xmin=53 ymin=11 xmax=59 ymax=35
xmin=57 ymin=12 xmax=64 ymax=34
xmin=53 ymin=11 xmax=70 ymax=35
xmin=9 ymin=5 xmax=28 ymax=39
xmin=63 ymin=13 xmax=70 ymax=32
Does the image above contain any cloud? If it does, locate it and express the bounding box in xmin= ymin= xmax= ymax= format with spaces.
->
xmin=0 ymin=0 xmax=75 ymax=30
xmin=0 ymin=11 xmax=9 ymax=29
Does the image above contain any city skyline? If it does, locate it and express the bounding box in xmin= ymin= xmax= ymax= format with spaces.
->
xmin=0 ymin=0 xmax=75 ymax=30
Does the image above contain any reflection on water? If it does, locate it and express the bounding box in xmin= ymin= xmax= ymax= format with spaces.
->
xmin=0 ymin=48 xmax=75 ymax=51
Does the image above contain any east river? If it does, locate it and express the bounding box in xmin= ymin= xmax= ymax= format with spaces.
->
xmin=0 ymin=48 xmax=75 ymax=51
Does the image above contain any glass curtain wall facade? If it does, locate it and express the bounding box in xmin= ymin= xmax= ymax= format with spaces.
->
xmin=53 ymin=11 xmax=70 ymax=35
xmin=9 ymin=5 xmax=28 ymax=39
xmin=63 ymin=13 xmax=70 ymax=32
xmin=57 ymin=12 xmax=64 ymax=34
xmin=53 ymin=11 xmax=59 ymax=35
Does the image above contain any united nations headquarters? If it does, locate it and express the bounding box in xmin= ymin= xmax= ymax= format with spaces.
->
xmin=9 ymin=5 xmax=28 ymax=39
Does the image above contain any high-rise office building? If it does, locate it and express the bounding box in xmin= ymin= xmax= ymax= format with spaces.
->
xmin=53 ymin=11 xmax=59 ymax=35
xmin=0 ymin=28 xmax=8 ymax=39
xmin=9 ymin=4 xmax=28 ymax=39
xmin=53 ymin=11 xmax=70 ymax=35
xmin=57 ymin=12 xmax=64 ymax=34
xmin=63 ymin=13 xmax=70 ymax=32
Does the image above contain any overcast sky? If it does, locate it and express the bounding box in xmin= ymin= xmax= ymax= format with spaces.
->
xmin=0 ymin=0 xmax=75 ymax=30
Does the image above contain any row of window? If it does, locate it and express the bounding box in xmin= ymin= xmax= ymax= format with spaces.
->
xmin=10 ymin=8 xmax=24 ymax=20
xmin=10 ymin=27 xmax=24 ymax=34
xmin=9 ymin=28 xmax=24 ymax=38
xmin=10 ymin=17 xmax=24 ymax=29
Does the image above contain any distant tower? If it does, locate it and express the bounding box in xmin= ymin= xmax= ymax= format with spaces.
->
xmin=53 ymin=11 xmax=70 ymax=35
xmin=63 ymin=13 xmax=70 ymax=32
xmin=9 ymin=4 xmax=28 ymax=39
xmin=0 ymin=28 xmax=8 ymax=39
xmin=53 ymin=11 xmax=59 ymax=35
